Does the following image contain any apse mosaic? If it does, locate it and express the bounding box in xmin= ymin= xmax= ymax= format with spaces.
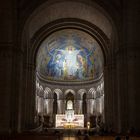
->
xmin=37 ymin=29 xmax=104 ymax=81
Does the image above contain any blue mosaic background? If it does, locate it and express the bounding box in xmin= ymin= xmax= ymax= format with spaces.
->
xmin=37 ymin=29 xmax=103 ymax=81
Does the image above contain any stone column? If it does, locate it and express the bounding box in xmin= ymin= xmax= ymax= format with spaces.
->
xmin=76 ymin=100 xmax=83 ymax=114
xmin=88 ymin=99 xmax=94 ymax=115
xmin=38 ymin=97 xmax=44 ymax=115
xmin=127 ymin=46 xmax=140 ymax=130
xmin=74 ymin=100 xmax=77 ymax=114
xmin=47 ymin=99 xmax=53 ymax=115
xmin=104 ymin=66 xmax=111 ymax=126
xmin=35 ymin=96 xmax=39 ymax=114
xmin=86 ymin=99 xmax=90 ymax=120
xmin=19 ymin=61 xmax=36 ymax=130
xmin=0 ymin=0 xmax=21 ymax=133
xmin=100 ymin=96 xmax=104 ymax=116
xmin=0 ymin=45 xmax=13 ymax=133
xmin=57 ymin=100 xmax=63 ymax=114
xmin=114 ymin=0 xmax=140 ymax=133
xmin=61 ymin=100 xmax=65 ymax=114
xmin=124 ymin=0 xmax=140 ymax=133
xmin=104 ymin=63 xmax=115 ymax=130
xmin=43 ymin=99 xmax=48 ymax=115
xmin=92 ymin=99 xmax=96 ymax=114
xmin=62 ymin=100 xmax=65 ymax=114
xmin=96 ymin=98 xmax=100 ymax=114
xmin=0 ymin=45 xmax=23 ymax=133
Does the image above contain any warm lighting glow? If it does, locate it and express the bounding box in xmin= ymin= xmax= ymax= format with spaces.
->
xmin=56 ymin=114 xmax=84 ymax=128
xmin=87 ymin=121 xmax=90 ymax=129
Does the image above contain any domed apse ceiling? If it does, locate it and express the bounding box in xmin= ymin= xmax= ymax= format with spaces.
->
xmin=37 ymin=29 xmax=104 ymax=82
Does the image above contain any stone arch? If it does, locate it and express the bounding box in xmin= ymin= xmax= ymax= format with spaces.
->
xmin=88 ymin=88 xmax=96 ymax=99
xmin=21 ymin=0 xmax=118 ymax=70
xmin=96 ymin=85 xmax=101 ymax=98
xmin=65 ymin=89 xmax=75 ymax=96
xmin=19 ymin=0 xmax=119 ymax=131
xmin=44 ymin=87 xmax=52 ymax=99
xmin=38 ymin=85 xmax=43 ymax=97
xmin=53 ymin=89 xmax=63 ymax=100
xmin=77 ymin=89 xmax=87 ymax=100
xmin=65 ymin=90 xmax=75 ymax=111
xmin=32 ymin=19 xmax=109 ymax=69
xmin=22 ymin=0 xmax=116 ymax=40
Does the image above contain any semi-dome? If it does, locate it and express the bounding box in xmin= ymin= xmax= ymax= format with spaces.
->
xmin=36 ymin=29 xmax=104 ymax=82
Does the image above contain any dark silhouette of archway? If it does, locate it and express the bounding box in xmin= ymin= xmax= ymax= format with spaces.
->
xmin=83 ymin=93 xmax=87 ymax=127
xmin=66 ymin=92 xmax=74 ymax=110
xmin=53 ymin=93 xmax=57 ymax=114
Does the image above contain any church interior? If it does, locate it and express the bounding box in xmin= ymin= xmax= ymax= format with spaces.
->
xmin=0 ymin=0 xmax=140 ymax=139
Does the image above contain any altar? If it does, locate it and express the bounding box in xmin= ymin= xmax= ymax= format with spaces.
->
xmin=55 ymin=99 xmax=84 ymax=128
xmin=55 ymin=114 xmax=84 ymax=128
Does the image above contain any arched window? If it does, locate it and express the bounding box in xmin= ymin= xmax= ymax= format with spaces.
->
xmin=67 ymin=100 xmax=73 ymax=110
